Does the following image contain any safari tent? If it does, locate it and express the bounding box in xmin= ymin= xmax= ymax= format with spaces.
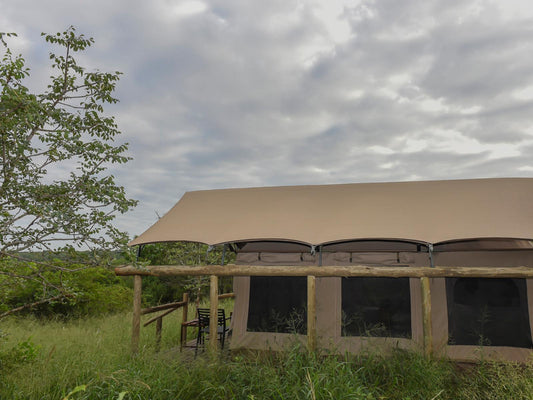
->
xmin=122 ymin=178 xmax=533 ymax=362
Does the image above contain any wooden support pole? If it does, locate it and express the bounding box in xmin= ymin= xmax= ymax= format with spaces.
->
xmin=131 ymin=274 xmax=142 ymax=354
xmin=420 ymin=277 xmax=433 ymax=358
xmin=181 ymin=292 xmax=189 ymax=349
xmin=209 ymin=275 xmax=219 ymax=352
xmin=116 ymin=264 xmax=533 ymax=279
xmin=307 ymin=275 xmax=317 ymax=352
xmin=155 ymin=317 xmax=162 ymax=352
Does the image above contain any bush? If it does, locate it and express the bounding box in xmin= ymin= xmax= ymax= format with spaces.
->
xmin=55 ymin=267 xmax=133 ymax=317
xmin=0 ymin=262 xmax=132 ymax=318
xmin=0 ymin=337 xmax=40 ymax=372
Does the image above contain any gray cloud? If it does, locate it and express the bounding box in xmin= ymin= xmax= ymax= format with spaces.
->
xmin=3 ymin=0 xmax=533 ymax=237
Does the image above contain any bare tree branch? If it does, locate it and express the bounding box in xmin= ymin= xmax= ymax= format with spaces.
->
xmin=0 ymin=293 xmax=74 ymax=319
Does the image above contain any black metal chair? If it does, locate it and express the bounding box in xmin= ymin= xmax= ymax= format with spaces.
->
xmin=195 ymin=308 xmax=230 ymax=355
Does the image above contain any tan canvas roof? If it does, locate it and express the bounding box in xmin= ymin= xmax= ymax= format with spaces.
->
xmin=129 ymin=178 xmax=533 ymax=247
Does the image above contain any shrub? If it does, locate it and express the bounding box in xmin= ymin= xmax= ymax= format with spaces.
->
xmin=0 ymin=337 xmax=40 ymax=372
xmin=1 ymin=262 xmax=132 ymax=318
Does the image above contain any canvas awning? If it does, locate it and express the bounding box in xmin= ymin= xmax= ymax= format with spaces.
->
xmin=129 ymin=178 xmax=533 ymax=247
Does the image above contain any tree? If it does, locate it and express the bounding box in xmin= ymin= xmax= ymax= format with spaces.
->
xmin=137 ymin=242 xmax=235 ymax=306
xmin=0 ymin=27 xmax=137 ymax=317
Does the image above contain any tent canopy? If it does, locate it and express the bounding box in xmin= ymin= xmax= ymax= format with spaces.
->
xmin=129 ymin=178 xmax=533 ymax=247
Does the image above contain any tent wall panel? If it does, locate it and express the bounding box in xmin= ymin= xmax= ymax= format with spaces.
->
xmin=231 ymin=249 xmax=426 ymax=354
xmin=231 ymin=252 xmax=312 ymax=351
xmin=316 ymin=277 xmax=340 ymax=344
xmin=258 ymin=252 xmax=303 ymax=265
xmin=230 ymin=247 xmax=533 ymax=361
xmin=433 ymin=251 xmax=533 ymax=268
xmin=230 ymin=276 xmax=250 ymax=348
xmin=429 ymin=251 xmax=533 ymax=361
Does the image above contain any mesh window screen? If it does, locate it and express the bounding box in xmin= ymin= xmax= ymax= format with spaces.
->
xmin=446 ymin=278 xmax=532 ymax=348
xmin=247 ymin=276 xmax=307 ymax=334
xmin=341 ymin=277 xmax=412 ymax=338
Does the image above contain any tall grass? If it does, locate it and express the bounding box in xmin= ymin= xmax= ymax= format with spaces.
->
xmin=1 ymin=305 xmax=533 ymax=399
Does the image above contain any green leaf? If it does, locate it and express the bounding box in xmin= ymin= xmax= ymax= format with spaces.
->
xmin=62 ymin=384 xmax=87 ymax=400
xmin=117 ymin=392 xmax=129 ymax=400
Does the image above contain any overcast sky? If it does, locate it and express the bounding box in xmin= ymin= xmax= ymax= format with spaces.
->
xmin=2 ymin=0 xmax=533 ymax=238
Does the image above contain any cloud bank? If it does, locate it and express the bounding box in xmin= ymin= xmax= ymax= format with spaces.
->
xmin=2 ymin=0 xmax=533 ymax=236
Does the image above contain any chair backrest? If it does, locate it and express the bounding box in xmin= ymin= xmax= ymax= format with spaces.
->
xmin=197 ymin=308 xmax=210 ymax=327
xmin=197 ymin=308 xmax=226 ymax=328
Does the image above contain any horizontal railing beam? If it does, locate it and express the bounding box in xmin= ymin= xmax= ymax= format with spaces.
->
xmin=141 ymin=300 xmax=187 ymax=315
xmin=143 ymin=307 xmax=178 ymax=327
xmin=116 ymin=264 xmax=533 ymax=278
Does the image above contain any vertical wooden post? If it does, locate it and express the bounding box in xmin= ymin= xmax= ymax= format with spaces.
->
xmin=131 ymin=274 xmax=142 ymax=354
xmin=420 ymin=277 xmax=433 ymax=358
xmin=307 ymin=275 xmax=317 ymax=352
xmin=155 ymin=317 xmax=162 ymax=352
xmin=180 ymin=292 xmax=189 ymax=348
xmin=209 ymin=275 xmax=219 ymax=352
xmin=182 ymin=292 xmax=189 ymax=323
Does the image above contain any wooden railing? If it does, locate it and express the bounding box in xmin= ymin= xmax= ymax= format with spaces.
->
xmin=141 ymin=293 xmax=189 ymax=352
xmin=116 ymin=264 xmax=533 ymax=356
xmin=138 ymin=291 xmax=235 ymax=352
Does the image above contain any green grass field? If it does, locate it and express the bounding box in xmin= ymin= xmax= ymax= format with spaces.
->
xmin=1 ymin=304 xmax=533 ymax=400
